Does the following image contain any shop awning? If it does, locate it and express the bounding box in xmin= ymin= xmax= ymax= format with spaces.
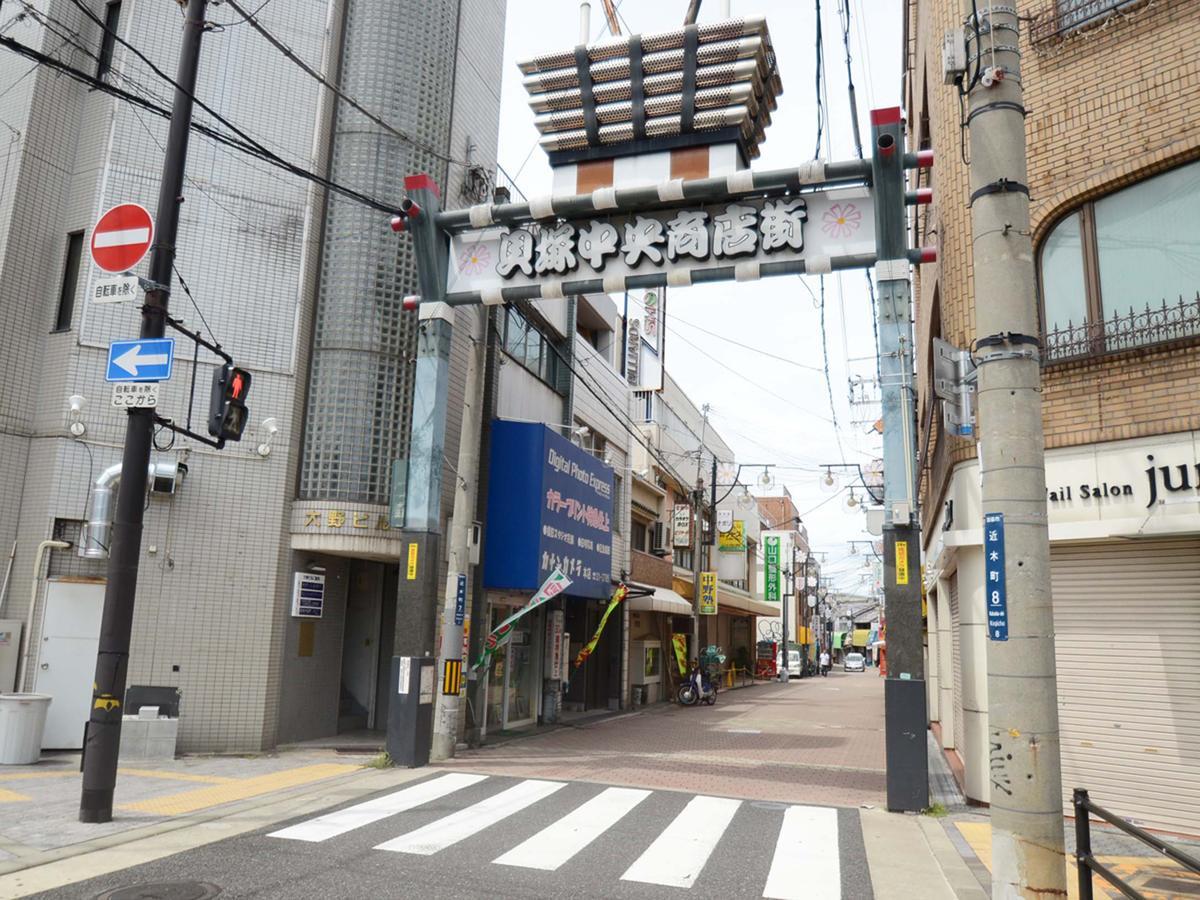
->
xmin=717 ymin=589 xmax=780 ymax=617
xmin=852 ymin=629 xmax=871 ymax=647
xmin=628 ymin=586 xmax=694 ymax=615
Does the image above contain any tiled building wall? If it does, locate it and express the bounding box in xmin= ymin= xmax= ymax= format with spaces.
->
xmin=908 ymin=0 xmax=1200 ymax=513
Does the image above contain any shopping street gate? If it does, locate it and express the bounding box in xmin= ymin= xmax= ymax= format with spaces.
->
xmin=392 ymin=108 xmax=934 ymax=812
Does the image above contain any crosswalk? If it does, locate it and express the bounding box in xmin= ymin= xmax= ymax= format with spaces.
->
xmin=267 ymin=773 xmax=852 ymax=898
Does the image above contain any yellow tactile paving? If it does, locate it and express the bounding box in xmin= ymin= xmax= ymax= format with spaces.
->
xmin=0 ymin=788 xmax=31 ymax=802
xmin=117 ymin=768 xmax=237 ymax=785
xmin=955 ymin=821 xmax=1200 ymax=900
xmin=117 ymin=763 xmax=361 ymax=816
xmin=0 ymin=771 xmax=75 ymax=781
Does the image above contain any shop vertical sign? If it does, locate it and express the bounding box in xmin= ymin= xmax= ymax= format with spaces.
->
xmin=672 ymin=503 xmax=692 ymax=547
xmin=984 ymin=512 xmax=1008 ymax=641
xmin=699 ymin=572 xmax=718 ymax=615
xmin=764 ymin=535 xmax=781 ymax=603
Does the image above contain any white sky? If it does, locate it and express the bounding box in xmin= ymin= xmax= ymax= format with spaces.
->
xmin=496 ymin=0 xmax=903 ymax=593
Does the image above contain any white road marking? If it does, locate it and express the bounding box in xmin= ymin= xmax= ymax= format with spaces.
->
xmin=620 ymin=794 xmax=741 ymax=889
xmin=376 ymin=779 xmax=565 ymax=855
xmin=493 ymin=786 xmax=650 ymax=871
xmin=94 ymin=227 xmax=150 ymax=248
xmin=763 ymin=805 xmax=841 ymax=899
xmin=267 ymin=773 xmax=487 ymax=843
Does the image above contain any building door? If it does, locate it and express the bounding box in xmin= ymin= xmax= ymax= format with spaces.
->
xmin=35 ymin=580 xmax=104 ymax=749
xmin=1051 ymin=538 xmax=1200 ymax=835
xmin=339 ymin=561 xmax=383 ymax=732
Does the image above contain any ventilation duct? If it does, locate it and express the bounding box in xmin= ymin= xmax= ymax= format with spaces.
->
xmin=78 ymin=460 xmax=186 ymax=559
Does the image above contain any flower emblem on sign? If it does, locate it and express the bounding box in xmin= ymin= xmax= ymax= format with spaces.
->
xmin=821 ymin=203 xmax=862 ymax=239
xmin=457 ymin=242 xmax=491 ymax=275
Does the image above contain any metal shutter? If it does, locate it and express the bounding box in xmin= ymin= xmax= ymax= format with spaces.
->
xmin=1051 ymin=539 xmax=1200 ymax=836
xmin=951 ymin=572 xmax=964 ymax=753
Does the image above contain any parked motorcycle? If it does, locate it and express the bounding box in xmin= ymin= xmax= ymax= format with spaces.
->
xmin=677 ymin=663 xmax=718 ymax=706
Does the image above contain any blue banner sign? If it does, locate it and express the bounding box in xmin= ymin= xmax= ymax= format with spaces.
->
xmin=454 ymin=573 xmax=467 ymax=626
xmin=984 ymin=512 xmax=1008 ymax=641
xmin=483 ymin=420 xmax=614 ymax=599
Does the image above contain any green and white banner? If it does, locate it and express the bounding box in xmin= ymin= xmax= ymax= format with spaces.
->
xmin=764 ymin=535 xmax=781 ymax=603
xmin=472 ymin=568 xmax=571 ymax=672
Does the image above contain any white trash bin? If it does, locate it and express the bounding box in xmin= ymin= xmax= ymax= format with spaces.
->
xmin=0 ymin=694 xmax=52 ymax=765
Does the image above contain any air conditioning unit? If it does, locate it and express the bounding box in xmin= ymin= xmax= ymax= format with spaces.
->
xmin=651 ymin=522 xmax=669 ymax=556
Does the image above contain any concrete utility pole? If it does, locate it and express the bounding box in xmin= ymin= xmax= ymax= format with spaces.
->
xmin=431 ymin=304 xmax=485 ymax=761
xmin=869 ymin=107 xmax=928 ymax=813
xmin=80 ymin=0 xmax=208 ymax=824
xmin=963 ymin=4 xmax=1067 ymax=895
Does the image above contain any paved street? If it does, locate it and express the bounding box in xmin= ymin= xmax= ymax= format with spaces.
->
xmin=445 ymin=669 xmax=888 ymax=809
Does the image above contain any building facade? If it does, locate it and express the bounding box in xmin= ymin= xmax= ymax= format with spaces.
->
xmin=0 ymin=0 xmax=506 ymax=752
xmin=905 ymin=0 xmax=1200 ymax=833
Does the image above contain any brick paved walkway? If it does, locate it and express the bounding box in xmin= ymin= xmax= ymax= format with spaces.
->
xmin=443 ymin=669 xmax=887 ymax=808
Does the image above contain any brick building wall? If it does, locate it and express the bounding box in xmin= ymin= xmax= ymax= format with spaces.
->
xmin=905 ymin=0 xmax=1200 ymax=514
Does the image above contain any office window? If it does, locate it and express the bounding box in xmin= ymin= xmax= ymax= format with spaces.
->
xmin=1038 ymin=159 xmax=1200 ymax=361
xmin=54 ymin=231 xmax=84 ymax=332
xmin=96 ymin=1 xmax=122 ymax=81
xmin=632 ymin=520 xmax=648 ymax=553
xmin=502 ymin=306 xmax=561 ymax=390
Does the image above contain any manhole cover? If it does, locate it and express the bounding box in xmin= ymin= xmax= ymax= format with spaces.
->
xmin=97 ymin=882 xmax=221 ymax=900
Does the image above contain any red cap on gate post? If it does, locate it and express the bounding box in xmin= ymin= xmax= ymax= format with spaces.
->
xmin=90 ymin=203 xmax=155 ymax=273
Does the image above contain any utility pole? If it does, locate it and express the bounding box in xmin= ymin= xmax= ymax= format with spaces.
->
xmin=80 ymin=0 xmax=208 ymax=824
xmin=964 ymin=4 xmax=1067 ymax=894
xmin=431 ymin=304 xmax=485 ymax=761
xmin=869 ymin=106 xmax=928 ymax=813
xmin=690 ymin=477 xmax=703 ymax=661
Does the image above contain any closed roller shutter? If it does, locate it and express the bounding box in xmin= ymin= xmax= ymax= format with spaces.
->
xmin=1052 ymin=539 xmax=1200 ymax=836
xmin=951 ymin=572 xmax=964 ymax=753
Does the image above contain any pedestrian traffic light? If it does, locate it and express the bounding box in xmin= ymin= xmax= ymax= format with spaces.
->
xmin=208 ymin=363 xmax=251 ymax=442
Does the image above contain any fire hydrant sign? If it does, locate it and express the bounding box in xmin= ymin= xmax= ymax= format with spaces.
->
xmin=91 ymin=203 xmax=154 ymax=273
xmin=984 ymin=512 xmax=1008 ymax=641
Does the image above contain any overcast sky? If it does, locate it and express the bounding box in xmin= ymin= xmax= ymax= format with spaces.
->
xmin=496 ymin=0 xmax=903 ymax=594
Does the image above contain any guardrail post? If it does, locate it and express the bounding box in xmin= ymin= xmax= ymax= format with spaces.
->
xmin=1074 ymin=788 xmax=1093 ymax=900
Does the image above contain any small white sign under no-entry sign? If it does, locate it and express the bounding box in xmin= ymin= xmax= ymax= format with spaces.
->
xmin=111 ymin=383 xmax=159 ymax=408
xmin=92 ymin=274 xmax=140 ymax=304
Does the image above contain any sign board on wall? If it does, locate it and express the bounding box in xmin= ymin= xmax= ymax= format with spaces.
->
xmin=625 ymin=317 xmax=641 ymax=386
xmin=642 ymin=290 xmax=660 ymax=348
xmin=672 ymin=504 xmax=692 ymax=547
xmin=716 ymin=509 xmax=733 ymax=532
xmin=544 ymin=609 xmax=565 ymax=681
xmin=291 ymin=572 xmax=325 ymax=618
xmin=718 ymin=519 xmax=746 ymax=552
xmin=483 ymin=420 xmax=615 ymax=599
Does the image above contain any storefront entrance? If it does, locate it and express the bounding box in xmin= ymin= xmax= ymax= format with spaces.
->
xmin=337 ymin=561 xmax=397 ymax=733
xmin=485 ymin=602 xmax=541 ymax=733
xmin=564 ymin=597 xmax=620 ymax=713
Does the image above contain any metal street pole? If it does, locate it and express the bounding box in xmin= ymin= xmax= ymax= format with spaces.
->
xmin=964 ymin=4 xmax=1067 ymax=894
xmin=690 ymin=480 xmax=703 ymax=662
xmin=869 ymin=107 xmax=928 ymax=813
xmin=80 ymin=0 xmax=208 ymax=824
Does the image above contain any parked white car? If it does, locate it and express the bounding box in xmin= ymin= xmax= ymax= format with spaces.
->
xmin=844 ymin=652 xmax=865 ymax=672
xmin=777 ymin=649 xmax=802 ymax=673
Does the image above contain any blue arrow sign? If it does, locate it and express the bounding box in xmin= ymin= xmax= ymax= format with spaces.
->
xmin=106 ymin=338 xmax=175 ymax=382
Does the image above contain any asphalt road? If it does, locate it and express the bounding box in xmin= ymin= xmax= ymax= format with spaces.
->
xmin=33 ymin=771 xmax=876 ymax=900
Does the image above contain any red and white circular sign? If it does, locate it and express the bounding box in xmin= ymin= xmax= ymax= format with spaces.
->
xmin=90 ymin=203 xmax=154 ymax=274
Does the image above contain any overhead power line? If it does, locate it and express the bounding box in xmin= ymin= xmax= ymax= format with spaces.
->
xmin=61 ymin=0 xmax=401 ymax=215
xmin=220 ymin=0 xmax=470 ymax=168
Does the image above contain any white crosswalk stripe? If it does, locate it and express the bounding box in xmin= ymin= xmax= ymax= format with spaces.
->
xmin=375 ymin=778 xmax=566 ymax=855
xmin=264 ymin=775 xmax=849 ymax=895
xmin=763 ymin=805 xmax=842 ymax=900
xmin=620 ymin=794 xmax=742 ymax=889
xmin=267 ymin=772 xmax=487 ymax=843
xmin=493 ymin=786 xmax=651 ymax=871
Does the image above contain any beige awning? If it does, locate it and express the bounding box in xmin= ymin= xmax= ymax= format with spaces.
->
xmin=628 ymin=587 xmax=694 ymax=615
xmin=717 ymin=589 xmax=779 ymax=617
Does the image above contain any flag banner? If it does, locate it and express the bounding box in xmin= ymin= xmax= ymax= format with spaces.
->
xmin=573 ymin=583 xmax=629 ymax=669
xmin=472 ymin=568 xmax=571 ymax=671
xmin=671 ymin=633 xmax=689 ymax=675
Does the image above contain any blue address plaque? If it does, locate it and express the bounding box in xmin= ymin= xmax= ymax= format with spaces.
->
xmin=984 ymin=512 xmax=1008 ymax=641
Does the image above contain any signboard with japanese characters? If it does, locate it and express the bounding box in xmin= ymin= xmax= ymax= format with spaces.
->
xmin=716 ymin=509 xmax=734 ymax=532
xmin=291 ymin=572 xmax=325 ymax=618
xmin=699 ymin=572 xmax=718 ymax=616
xmin=672 ymin=504 xmax=692 ymax=547
xmin=984 ymin=513 xmax=1008 ymax=641
xmin=718 ymin=519 xmax=746 ymax=552
xmin=483 ymin=420 xmax=614 ymax=599
xmin=764 ymin=534 xmax=781 ymax=603
xmin=446 ymin=187 xmax=874 ymax=298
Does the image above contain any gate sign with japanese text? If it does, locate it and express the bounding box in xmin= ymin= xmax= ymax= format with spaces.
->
xmin=447 ymin=187 xmax=874 ymax=299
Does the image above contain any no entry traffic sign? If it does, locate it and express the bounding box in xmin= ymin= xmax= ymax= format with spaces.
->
xmin=90 ymin=203 xmax=154 ymax=274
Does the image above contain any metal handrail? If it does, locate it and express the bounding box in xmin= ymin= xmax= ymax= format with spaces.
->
xmin=1073 ymin=788 xmax=1200 ymax=900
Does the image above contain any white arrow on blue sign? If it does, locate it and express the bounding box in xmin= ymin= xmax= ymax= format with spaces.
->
xmin=106 ymin=338 xmax=175 ymax=382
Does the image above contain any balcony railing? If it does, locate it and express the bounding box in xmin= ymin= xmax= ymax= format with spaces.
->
xmin=1043 ymin=294 xmax=1200 ymax=364
xmin=1030 ymin=0 xmax=1148 ymax=44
